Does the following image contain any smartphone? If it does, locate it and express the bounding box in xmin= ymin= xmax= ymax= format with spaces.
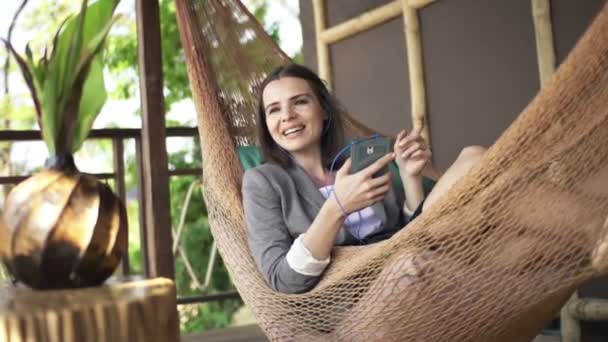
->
xmin=350 ymin=136 xmax=391 ymax=177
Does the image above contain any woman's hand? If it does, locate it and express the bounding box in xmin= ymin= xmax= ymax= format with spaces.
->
xmin=394 ymin=129 xmax=432 ymax=177
xmin=332 ymin=154 xmax=395 ymax=214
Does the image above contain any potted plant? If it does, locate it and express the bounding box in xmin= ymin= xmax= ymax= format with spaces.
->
xmin=0 ymin=0 xmax=128 ymax=289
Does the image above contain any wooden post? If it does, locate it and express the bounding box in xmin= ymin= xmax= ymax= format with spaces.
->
xmin=567 ymin=298 xmax=608 ymax=321
xmin=135 ymin=0 xmax=174 ymax=279
xmin=312 ymin=0 xmax=332 ymax=87
xmin=532 ymin=0 xmax=556 ymax=86
xmin=401 ymin=0 xmax=434 ymax=149
xmin=531 ymin=2 xmax=581 ymax=340
xmin=561 ymin=292 xmax=581 ymax=342
xmin=112 ymin=138 xmax=130 ymax=275
xmin=134 ymin=137 xmax=149 ymax=275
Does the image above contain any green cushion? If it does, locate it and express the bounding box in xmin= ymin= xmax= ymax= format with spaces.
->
xmin=388 ymin=162 xmax=436 ymax=197
xmin=237 ymin=145 xmax=435 ymax=195
xmin=238 ymin=145 xmax=263 ymax=171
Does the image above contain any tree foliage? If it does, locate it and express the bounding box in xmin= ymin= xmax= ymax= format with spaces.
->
xmin=106 ymin=0 xmax=284 ymax=113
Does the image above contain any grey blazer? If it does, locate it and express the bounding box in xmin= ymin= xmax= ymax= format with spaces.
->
xmin=242 ymin=162 xmax=407 ymax=294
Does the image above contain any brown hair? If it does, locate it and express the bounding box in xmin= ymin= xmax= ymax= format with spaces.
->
xmin=256 ymin=64 xmax=346 ymax=168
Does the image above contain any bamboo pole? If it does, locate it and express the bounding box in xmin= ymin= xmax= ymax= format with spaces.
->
xmin=408 ymin=0 xmax=438 ymax=10
xmin=312 ymin=0 xmax=332 ymax=88
xmin=532 ymin=0 xmax=556 ymax=86
xmin=527 ymin=2 xmax=607 ymax=337
xmin=561 ymin=292 xmax=581 ymax=342
xmin=567 ymin=298 xmax=608 ymax=321
xmin=401 ymin=1 xmax=433 ymax=148
xmin=319 ymin=1 xmax=402 ymax=45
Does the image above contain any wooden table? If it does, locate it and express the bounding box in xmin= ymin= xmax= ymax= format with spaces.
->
xmin=0 ymin=277 xmax=178 ymax=342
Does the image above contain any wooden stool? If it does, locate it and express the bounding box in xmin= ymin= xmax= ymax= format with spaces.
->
xmin=0 ymin=277 xmax=179 ymax=342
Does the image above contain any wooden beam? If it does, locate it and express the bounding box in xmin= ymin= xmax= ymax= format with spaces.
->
xmin=135 ymin=137 xmax=149 ymax=276
xmin=0 ymin=127 xmax=198 ymax=142
xmin=312 ymin=0 xmax=332 ymax=87
xmin=408 ymin=0 xmax=437 ymax=10
xmin=401 ymin=1 xmax=432 ymax=149
xmin=561 ymin=292 xmax=581 ymax=342
xmin=319 ymin=1 xmax=402 ymax=45
xmin=567 ymin=298 xmax=608 ymax=321
xmin=112 ymin=138 xmax=130 ymax=275
xmin=135 ymin=0 xmax=174 ymax=279
xmin=532 ymin=0 xmax=556 ymax=86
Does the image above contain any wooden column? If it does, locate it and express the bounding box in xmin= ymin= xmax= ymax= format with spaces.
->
xmin=401 ymin=0 xmax=434 ymax=148
xmin=135 ymin=0 xmax=174 ymax=279
xmin=112 ymin=138 xmax=130 ymax=275
xmin=561 ymin=292 xmax=581 ymax=342
xmin=312 ymin=0 xmax=332 ymax=87
xmin=532 ymin=0 xmax=556 ymax=86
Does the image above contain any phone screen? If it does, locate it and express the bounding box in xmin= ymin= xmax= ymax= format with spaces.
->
xmin=350 ymin=136 xmax=391 ymax=177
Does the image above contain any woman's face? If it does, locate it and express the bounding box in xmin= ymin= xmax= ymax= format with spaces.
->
xmin=262 ymin=77 xmax=326 ymax=159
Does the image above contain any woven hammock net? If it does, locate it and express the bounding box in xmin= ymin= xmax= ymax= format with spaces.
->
xmin=174 ymin=0 xmax=608 ymax=340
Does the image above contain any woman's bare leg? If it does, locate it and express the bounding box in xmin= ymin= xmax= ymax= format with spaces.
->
xmin=423 ymin=146 xmax=486 ymax=210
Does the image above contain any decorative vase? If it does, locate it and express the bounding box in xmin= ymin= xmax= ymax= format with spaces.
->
xmin=1 ymin=154 xmax=128 ymax=289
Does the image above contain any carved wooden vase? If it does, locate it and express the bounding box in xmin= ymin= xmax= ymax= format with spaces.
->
xmin=0 ymin=154 xmax=127 ymax=289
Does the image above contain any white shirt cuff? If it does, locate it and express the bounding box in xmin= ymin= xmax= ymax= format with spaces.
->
xmin=403 ymin=204 xmax=415 ymax=217
xmin=286 ymin=235 xmax=331 ymax=276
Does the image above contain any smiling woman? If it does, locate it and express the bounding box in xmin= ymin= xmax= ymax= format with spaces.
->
xmin=262 ymin=78 xmax=327 ymax=162
xmin=255 ymin=64 xmax=346 ymax=173
xmin=243 ymin=63 xmax=485 ymax=294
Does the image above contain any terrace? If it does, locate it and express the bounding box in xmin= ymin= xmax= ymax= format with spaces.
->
xmin=1 ymin=0 xmax=608 ymax=341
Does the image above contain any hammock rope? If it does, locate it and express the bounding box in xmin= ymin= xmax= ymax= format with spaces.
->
xmin=174 ymin=0 xmax=608 ymax=340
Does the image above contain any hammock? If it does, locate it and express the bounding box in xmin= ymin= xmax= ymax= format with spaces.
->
xmin=174 ymin=0 xmax=608 ymax=340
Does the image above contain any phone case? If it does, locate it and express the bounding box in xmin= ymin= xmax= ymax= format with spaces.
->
xmin=350 ymin=137 xmax=391 ymax=176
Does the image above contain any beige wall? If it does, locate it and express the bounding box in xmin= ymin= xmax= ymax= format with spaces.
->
xmin=299 ymin=0 xmax=607 ymax=340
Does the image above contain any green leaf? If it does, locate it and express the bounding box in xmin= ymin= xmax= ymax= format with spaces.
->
xmin=50 ymin=15 xmax=73 ymax=61
xmin=41 ymin=10 xmax=79 ymax=153
xmin=72 ymin=55 xmax=106 ymax=153
xmin=1 ymin=39 xmax=42 ymax=122
xmin=80 ymin=0 xmax=119 ymax=53
xmin=33 ymin=0 xmax=119 ymax=154
xmin=41 ymin=65 xmax=59 ymax=154
xmin=56 ymin=59 xmax=89 ymax=153
xmin=54 ymin=0 xmax=88 ymax=152
xmin=24 ymin=44 xmax=33 ymax=62
xmin=49 ymin=11 xmax=78 ymax=114
xmin=62 ymin=8 xmax=119 ymax=152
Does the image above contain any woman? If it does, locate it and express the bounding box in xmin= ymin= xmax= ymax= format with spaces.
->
xmin=243 ymin=63 xmax=485 ymax=294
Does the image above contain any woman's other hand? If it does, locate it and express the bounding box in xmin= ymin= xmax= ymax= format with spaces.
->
xmin=333 ymin=154 xmax=395 ymax=214
xmin=394 ymin=129 xmax=432 ymax=177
